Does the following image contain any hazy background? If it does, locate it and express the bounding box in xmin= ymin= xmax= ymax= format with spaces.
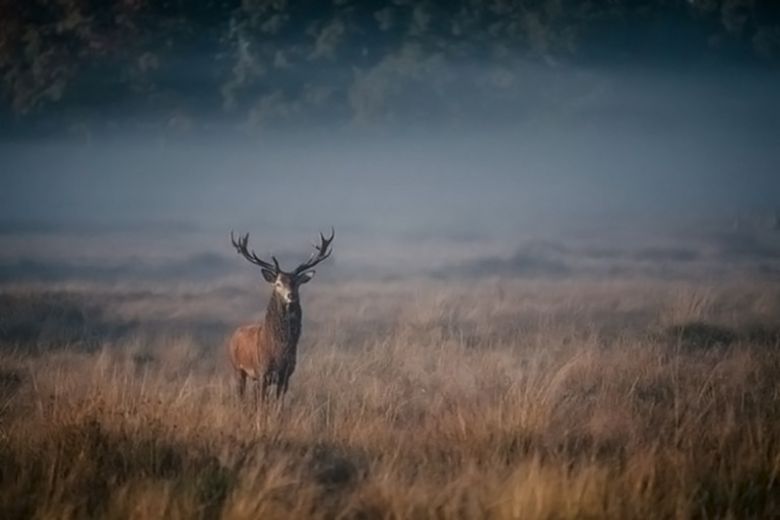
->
xmin=1 ymin=1 xmax=779 ymax=282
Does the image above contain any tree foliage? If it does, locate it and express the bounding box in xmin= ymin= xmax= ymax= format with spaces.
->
xmin=0 ymin=0 xmax=777 ymax=130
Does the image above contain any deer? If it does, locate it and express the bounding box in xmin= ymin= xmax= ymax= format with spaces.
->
xmin=228 ymin=228 xmax=334 ymax=403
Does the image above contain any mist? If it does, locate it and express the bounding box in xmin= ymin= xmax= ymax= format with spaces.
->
xmin=4 ymin=71 xmax=779 ymax=228
xmin=2 ymin=2 xmax=779 ymax=279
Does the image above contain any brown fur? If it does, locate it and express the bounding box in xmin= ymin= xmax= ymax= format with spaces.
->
xmin=228 ymin=288 xmax=302 ymax=401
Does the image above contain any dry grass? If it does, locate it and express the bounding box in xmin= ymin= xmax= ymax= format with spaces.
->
xmin=1 ymin=278 xmax=779 ymax=519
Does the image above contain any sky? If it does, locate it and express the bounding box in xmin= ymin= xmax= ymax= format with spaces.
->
xmin=1 ymin=1 xmax=779 ymax=245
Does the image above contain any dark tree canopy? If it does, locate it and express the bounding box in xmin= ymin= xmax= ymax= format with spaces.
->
xmin=1 ymin=0 xmax=778 ymax=135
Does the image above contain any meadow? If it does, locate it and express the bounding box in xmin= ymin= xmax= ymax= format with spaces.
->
xmin=1 ymin=228 xmax=779 ymax=519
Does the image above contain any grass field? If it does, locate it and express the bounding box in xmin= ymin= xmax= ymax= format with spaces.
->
xmin=1 ymin=231 xmax=780 ymax=518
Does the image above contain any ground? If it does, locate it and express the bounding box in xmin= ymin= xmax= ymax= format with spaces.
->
xmin=1 ymin=273 xmax=779 ymax=518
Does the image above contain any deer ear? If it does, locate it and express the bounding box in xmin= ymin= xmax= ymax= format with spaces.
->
xmin=297 ymin=271 xmax=315 ymax=284
xmin=261 ymin=269 xmax=276 ymax=283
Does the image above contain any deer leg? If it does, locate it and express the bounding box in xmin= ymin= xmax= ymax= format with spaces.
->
xmin=236 ymin=370 xmax=246 ymax=400
xmin=276 ymin=369 xmax=291 ymax=399
xmin=260 ymin=373 xmax=272 ymax=404
xmin=275 ymin=375 xmax=286 ymax=399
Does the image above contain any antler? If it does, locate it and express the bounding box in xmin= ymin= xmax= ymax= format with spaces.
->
xmin=293 ymin=227 xmax=335 ymax=275
xmin=230 ymin=231 xmax=280 ymax=272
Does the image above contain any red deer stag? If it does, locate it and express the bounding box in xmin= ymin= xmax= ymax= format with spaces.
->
xmin=228 ymin=228 xmax=334 ymax=403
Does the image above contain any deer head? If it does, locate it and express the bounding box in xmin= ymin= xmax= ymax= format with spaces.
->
xmin=230 ymin=228 xmax=335 ymax=306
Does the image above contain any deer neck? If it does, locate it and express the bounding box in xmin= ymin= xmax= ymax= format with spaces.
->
xmin=264 ymin=292 xmax=302 ymax=347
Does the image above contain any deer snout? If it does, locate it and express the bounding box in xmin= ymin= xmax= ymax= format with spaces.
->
xmin=278 ymin=287 xmax=296 ymax=304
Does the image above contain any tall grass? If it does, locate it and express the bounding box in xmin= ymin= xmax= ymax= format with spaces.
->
xmin=1 ymin=279 xmax=779 ymax=518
